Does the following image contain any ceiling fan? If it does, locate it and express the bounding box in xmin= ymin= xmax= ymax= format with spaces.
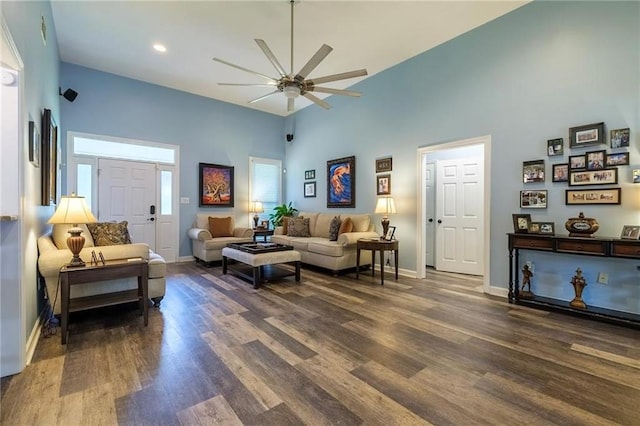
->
xmin=213 ymin=0 xmax=368 ymax=113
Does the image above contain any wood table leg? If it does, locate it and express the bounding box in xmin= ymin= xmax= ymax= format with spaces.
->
xmin=295 ymin=261 xmax=300 ymax=282
xmin=356 ymin=248 xmax=361 ymax=279
xmin=61 ymin=273 xmax=69 ymax=345
xmin=252 ymin=267 xmax=260 ymax=289
xmin=222 ymin=256 xmax=228 ymax=274
xmin=371 ymin=250 xmax=376 ymax=277
xmin=394 ymin=248 xmax=399 ymax=280
xmin=380 ymin=250 xmax=384 ymax=286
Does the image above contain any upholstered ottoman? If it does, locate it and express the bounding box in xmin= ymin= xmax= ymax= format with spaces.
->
xmin=222 ymin=246 xmax=301 ymax=288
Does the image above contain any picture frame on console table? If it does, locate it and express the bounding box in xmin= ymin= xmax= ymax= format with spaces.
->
xmin=569 ymin=122 xmax=605 ymax=148
xmin=565 ymin=188 xmax=621 ymax=205
xmin=620 ymin=225 xmax=640 ymax=240
xmin=199 ymin=162 xmax=234 ymax=207
xmin=512 ymin=214 xmax=532 ymax=233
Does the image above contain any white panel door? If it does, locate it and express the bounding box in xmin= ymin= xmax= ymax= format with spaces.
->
xmin=98 ymin=159 xmax=156 ymax=249
xmin=425 ymin=162 xmax=436 ymax=267
xmin=435 ymin=157 xmax=484 ymax=275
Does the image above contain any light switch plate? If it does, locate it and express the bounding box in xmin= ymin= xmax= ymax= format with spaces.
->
xmin=180 ymin=197 xmax=190 ymax=204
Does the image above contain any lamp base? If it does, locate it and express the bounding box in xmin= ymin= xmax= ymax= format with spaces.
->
xmin=66 ymin=228 xmax=86 ymax=268
xmin=381 ymin=217 xmax=390 ymax=239
xmin=253 ymin=214 xmax=259 ymax=229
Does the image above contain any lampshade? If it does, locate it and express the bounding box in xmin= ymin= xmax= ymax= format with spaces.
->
xmin=374 ymin=197 xmax=397 ymax=216
xmin=249 ymin=201 xmax=264 ymax=213
xmin=48 ymin=194 xmax=97 ymax=267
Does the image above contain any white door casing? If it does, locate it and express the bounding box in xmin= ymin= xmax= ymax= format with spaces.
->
xmin=425 ymin=162 xmax=436 ymax=267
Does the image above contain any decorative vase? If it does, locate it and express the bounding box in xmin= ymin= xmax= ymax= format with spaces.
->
xmin=569 ymin=267 xmax=587 ymax=309
xmin=565 ymin=212 xmax=599 ymax=237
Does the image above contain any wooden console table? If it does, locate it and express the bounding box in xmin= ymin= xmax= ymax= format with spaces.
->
xmin=508 ymin=233 xmax=640 ymax=328
xmin=60 ymin=258 xmax=149 ymax=344
xmin=356 ymin=238 xmax=399 ymax=285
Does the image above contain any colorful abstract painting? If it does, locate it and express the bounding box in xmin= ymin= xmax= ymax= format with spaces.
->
xmin=327 ymin=156 xmax=355 ymax=208
xmin=199 ymin=163 xmax=234 ymax=207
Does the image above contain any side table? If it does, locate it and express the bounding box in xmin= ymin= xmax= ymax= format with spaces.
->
xmin=356 ymin=238 xmax=399 ymax=285
xmin=253 ymin=228 xmax=274 ymax=242
xmin=59 ymin=258 xmax=148 ymax=344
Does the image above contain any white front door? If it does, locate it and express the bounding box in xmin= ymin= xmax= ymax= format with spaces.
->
xmin=435 ymin=157 xmax=484 ymax=275
xmin=98 ymin=159 xmax=156 ymax=249
xmin=425 ymin=162 xmax=436 ymax=267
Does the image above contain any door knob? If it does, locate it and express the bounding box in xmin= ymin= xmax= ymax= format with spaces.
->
xmin=437 ymin=219 xmax=442 ymax=224
xmin=428 ymin=218 xmax=433 ymax=223
xmin=149 ymin=217 xmax=155 ymax=222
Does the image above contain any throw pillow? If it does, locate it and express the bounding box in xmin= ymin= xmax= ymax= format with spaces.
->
xmin=208 ymin=216 xmax=234 ymax=238
xmin=281 ymin=216 xmax=290 ymax=235
xmin=287 ymin=217 xmax=311 ymax=237
xmin=338 ymin=217 xmax=354 ymax=235
xmin=328 ymin=216 xmax=342 ymax=241
xmin=87 ymin=221 xmax=132 ymax=246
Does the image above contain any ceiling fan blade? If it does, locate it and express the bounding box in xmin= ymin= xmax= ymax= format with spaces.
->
xmin=306 ymin=69 xmax=368 ymax=86
xmin=218 ymin=83 xmax=277 ymax=87
xmin=307 ymin=86 xmax=362 ymax=97
xmin=303 ymin=93 xmax=331 ymax=110
xmin=248 ymin=90 xmax=281 ymax=104
xmin=287 ymin=98 xmax=295 ymax=112
xmin=294 ymin=44 xmax=333 ymax=82
xmin=254 ymin=39 xmax=287 ymax=78
xmin=213 ymin=58 xmax=277 ymax=82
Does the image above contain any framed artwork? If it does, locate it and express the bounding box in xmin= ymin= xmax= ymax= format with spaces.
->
xmin=304 ymin=181 xmax=316 ymax=198
xmin=520 ymin=190 xmax=547 ymax=209
xmin=565 ymin=188 xmax=621 ymax=205
xmin=523 ymin=159 xmax=545 ymax=183
xmin=40 ymin=108 xmax=58 ymax=206
xmin=605 ymin=152 xmax=629 ymax=167
xmin=384 ymin=225 xmax=396 ymax=241
xmin=610 ymin=128 xmax=630 ymax=148
xmin=327 ymin=155 xmax=355 ymax=208
xmin=305 ymin=169 xmax=315 ymax=180
xmin=28 ymin=120 xmax=40 ymax=168
xmin=538 ymin=222 xmax=555 ymax=235
xmin=552 ymin=163 xmax=568 ymax=182
xmin=528 ymin=222 xmax=540 ymax=233
xmin=633 ymin=169 xmax=640 ymax=184
xmin=586 ymin=150 xmax=606 ymax=170
xmin=547 ymin=138 xmax=564 ymax=156
xmin=376 ymin=157 xmax=392 ymax=173
xmin=512 ymin=214 xmax=532 ymax=233
xmin=376 ymin=174 xmax=391 ymax=195
xmin=620 ymin=225 xmax=640 ymax=240
xmin=569 ymin=122 xmax=605 ymax=148
xmin=199 ymin=163 xmax=234 ymax=207
xmin=569 ymin=168 xmax=618 ymax=186
xmin=569 ymin=154 xmax=586 ymax=170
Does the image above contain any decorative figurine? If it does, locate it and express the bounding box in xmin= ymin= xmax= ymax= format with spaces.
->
xmin=570 ymin=267 xmax=587 ymax=309
xmin=520 ymin=264 xmax=535 ymax=299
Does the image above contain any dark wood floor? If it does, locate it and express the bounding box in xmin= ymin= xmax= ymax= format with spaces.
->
xmin=2 ymin=261 xmax=639 ymax=425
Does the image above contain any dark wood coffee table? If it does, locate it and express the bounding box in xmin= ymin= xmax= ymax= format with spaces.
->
xmin=222 ymin=243 xmax=300 ymax=288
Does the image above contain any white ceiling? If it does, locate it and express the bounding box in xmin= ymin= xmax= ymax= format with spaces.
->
xmin=51 ymin=1 xmax=528 ymax=117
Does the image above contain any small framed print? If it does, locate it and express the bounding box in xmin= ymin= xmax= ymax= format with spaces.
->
xmin=523 ymin=160 xmax=545 ymax=183
xmin=28 ymin=120 xmax=40 ymax=167
xmin=569 ymin=154 xmax=586 ymax=170
xmin=304 ymin=181 xmax=316 ymax=198
xmin=633 ymin=169 xmax=640 ymax=184
xmin=610 ymin=128 xmax=630 ymax=148
xmin=569 ymin=168 xmax=618 ymax=186
xmin=620 ymin=225 xmax=640 ymax=240
xmin=376 ymin=157 xmax=392 ymax=173
xmin=547 ymin=138 xmax=564 ymax=156
xmin=586 ymin=150 xmax=606 ymax=170
xmin=528 ymin=222 xmax=540 ymax=234
xmin=304 ymin=169 xmax=315 ymax=180
xmin=512 ymin=214 xmax=532 ymax=233
xmin=384 ymin=225 xmax=396 ymax=241
xmin=376 ymin=174 xmax=391 ymax=195
xmin=520 ymin=190 xmax=547 ymax=209
xmin=552 ymin=163 xmax=568 ymax=182
xmin=605 ymin=152 xmax=629 ymax=167
xmin=569 ymin=122 xmax=605 ymax=148
xmin=565 ymin=188 xmax=621 ymax=205
xmin=538 ymin=222 xmax=555 ymax=235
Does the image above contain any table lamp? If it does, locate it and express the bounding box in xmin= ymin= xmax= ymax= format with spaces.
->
xmin=249 ymin=201 xmax=264 ymax=228
xmin=374 ymin=196 xmax=396 ymax=238
xmin=47 ymin=193 xmax=97 ymax=267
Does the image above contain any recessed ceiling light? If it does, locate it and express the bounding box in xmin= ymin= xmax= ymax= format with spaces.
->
xmin=153 ymin=43 xmax=167 ymax=53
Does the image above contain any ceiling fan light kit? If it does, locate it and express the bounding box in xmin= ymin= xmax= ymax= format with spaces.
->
xmin=213 ymin=0 xmax=367 ymax=113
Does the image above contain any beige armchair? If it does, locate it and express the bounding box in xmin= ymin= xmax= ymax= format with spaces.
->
xmin=188 ymin=214 xmax=254 ymax=266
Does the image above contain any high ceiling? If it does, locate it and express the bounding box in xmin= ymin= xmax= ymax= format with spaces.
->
xmin=51 ymin=1 xmax=528 ymax=116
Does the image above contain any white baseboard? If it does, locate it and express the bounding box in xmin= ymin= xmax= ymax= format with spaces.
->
xmin=178 ymin=256 xmax=195 ymax=263
xmin=489 ymin=285 xmax=509 ymax=299
xmin=25 ymin=313 xmax=43 ymax=366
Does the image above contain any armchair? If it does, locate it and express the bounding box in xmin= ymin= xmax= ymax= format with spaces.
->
xmin=188 ymin=214 xmax=253 ymax=266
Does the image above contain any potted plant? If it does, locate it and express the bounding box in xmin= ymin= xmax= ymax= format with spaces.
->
xmin=269 ymin=202 xmax=298 ymax=227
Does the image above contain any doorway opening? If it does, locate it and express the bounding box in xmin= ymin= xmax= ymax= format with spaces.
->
xmin=416 ymin=135 xmax=492 ymax=294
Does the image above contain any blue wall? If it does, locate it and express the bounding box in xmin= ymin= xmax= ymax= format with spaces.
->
xmin=60 ymin=63 xmax=286 ymax=256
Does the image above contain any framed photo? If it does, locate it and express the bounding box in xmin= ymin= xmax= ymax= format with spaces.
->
xmin=552 ymin=163 xmax=568 ymax=182
xmin=28 ymin=120 xmax=40 ymax=168
xmin=523 ymin=159 xmax=545 ymax=183
xmin=304 ymin=169 xmax=315 ymax=180
xmin=633 ymin=169 xmax=640 ymax=184
xmin=605 ymin=152 xmax=629 ymax=167
xmin=384 ymin=225 xmax=396 ymax=241
xmin=40 ymin=108 xmax=58 ymax=206
xmin=304 ymin=181 xmax=316 ymax=198
xmin=528 ymin=222 xmax=540 ymax=234
xmin=376 ymin=157 xmax=392 ymax=173
xmin=376 ymin=174 xmax=391 ymax=195
xmin=199 ymin=163 xmax=234 ymax=207
xmin=538 ymin=222 xmax=555 ymax=235
xmin=569 ymin=168 xmax=618 ymax=186
xmin=520 ymin=190 xmax=547 ymax=209
xmin=569 ymin=122 xmax=605 ymax=148
xmin=512 ymin=214 xmax=532 ymax=233
xmin=586 ymin=150 xmax=606 ymax=170
xmin=327 ymin=155 xmax=356 ymax=208
xmin=620 ymin=225 xmax=640 ymax=240
xmin=547 ymin=138 xmax=563 ymax=156
xmin=565 ymin=188 xmax=621 ymax=205
xmin=610 ymin=128 xmax=630 ymax=148
xmin=569 ymin=154 xmax=586 ymax=170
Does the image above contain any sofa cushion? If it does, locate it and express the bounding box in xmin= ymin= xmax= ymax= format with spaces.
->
xmin=86 ymin=222 xmax=132 ymax=246
xmin=338 ymin=217 xmax=353 ymax=235
xmin=328 ymin=216 xmax=341 ymax=241
xmin=209 ymin=216 xmax=233 ymax=237
xmin=314 ymin=213 xmax=335 ymax=238
xmin=341 ymin=214 xmax=371 ymax=232
xmin=203 ymin=236 xmax=247 ymax=250
xmin=297 ymin=212 xmax=319 ymax=235
xmin=52 ymin=224 xmax=95 ymax=249
xmin=281 ymin=216 xmax=290 ymax=235
xmin=288 ymin=217 xmax=311 ymax=237
xmin=307 ymin=240 xmax=345 ymax=257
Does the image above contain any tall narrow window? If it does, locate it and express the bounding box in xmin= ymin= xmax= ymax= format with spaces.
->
xmin=160 ymin=170 xmax=172 ymax=215
xmin=250 ymin=157 xmax=282 ymax=226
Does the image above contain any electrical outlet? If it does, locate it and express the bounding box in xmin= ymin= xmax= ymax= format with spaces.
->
xmin=525 ymin=261 xmax=534 ymax=273
xmin=597 ymin=272 xmax=609 ymax=285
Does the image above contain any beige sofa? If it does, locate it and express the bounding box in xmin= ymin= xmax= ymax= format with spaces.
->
xmin=37 ymin=224 xmax=166 ymax=315
xmin=188 ymin=214 xmax=254 ymax=266
xmin=271 ymin=212 xmax=379 ymax=274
